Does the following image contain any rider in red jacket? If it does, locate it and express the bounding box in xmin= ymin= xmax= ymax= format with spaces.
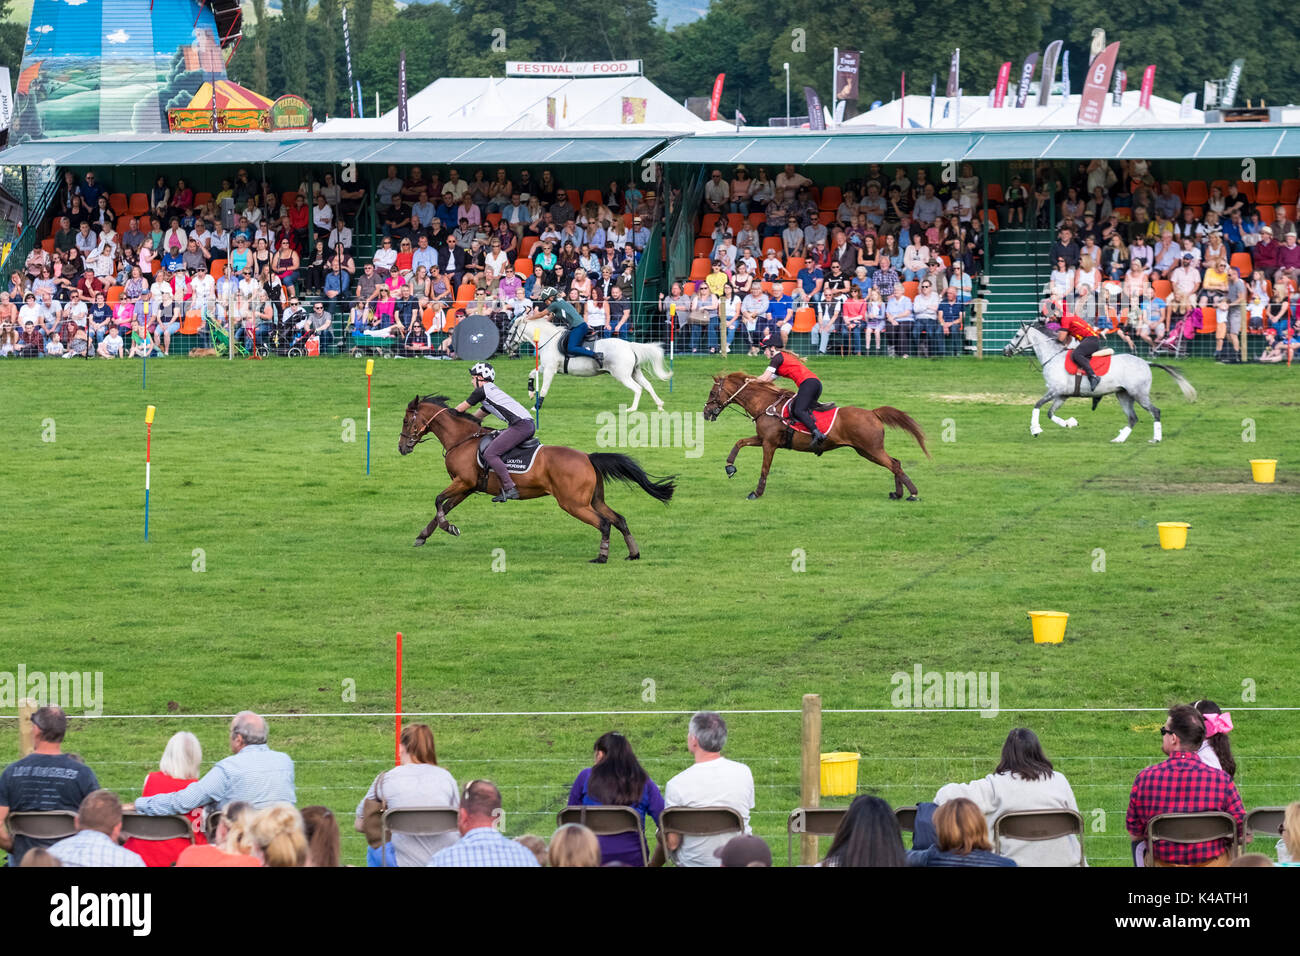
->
xmin=1055 ymin=307 xmax=1104 ymax=392
xmin=755 ymin=334 xmax=827 ymax=452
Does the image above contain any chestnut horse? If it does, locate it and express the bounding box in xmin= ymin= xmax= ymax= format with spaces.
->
xmin=399 ymin=395 xmax=675 ymax=562
xmin=702 ymin=373 xmax=931 ymax=500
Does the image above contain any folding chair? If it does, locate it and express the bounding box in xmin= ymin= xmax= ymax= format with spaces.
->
xmin=5 ymin=810 xmax=78 ymax=843
xmin=203 ymin=809 xmax=226 ymax=842
xmin=1244 ymin=807 xmax=1286 ymax=846
xmin=1144 ymin=811 xmax=1239 ymax=866
xmin=119 ymin=813 xmax=194 ymax=843
xmin=786 ymin=807 xmax=846 ymax=864
xmin=380 ymin=807 xmax=458 ymax=867
xmin=557 ymin=805 xmax=648 ymax=866
xmin=992 ymin=808 xmax=1085 ymax=866
xmin=894 ymin=805 xmax=917 ymax=832
xmin=657 ymin=807 xmax=744 ymax=865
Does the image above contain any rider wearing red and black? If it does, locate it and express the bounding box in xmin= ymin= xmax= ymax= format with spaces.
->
xmin=1056 ymin=305 xmax=1104 ymax=391
xmin=756 ymin=336 xmax=828 ymax=452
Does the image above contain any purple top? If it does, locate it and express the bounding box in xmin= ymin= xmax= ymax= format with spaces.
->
xmin=566 ymin=767 xmax=664 ymax=867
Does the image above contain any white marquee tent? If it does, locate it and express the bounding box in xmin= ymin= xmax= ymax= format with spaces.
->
xmin=320 ymin=75 xmax=734 ymax=135
xmin=843 ymin=90 xmax=1202 ymax=130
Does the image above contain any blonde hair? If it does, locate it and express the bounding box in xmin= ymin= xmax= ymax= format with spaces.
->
xmin=159 ymin=731 xmax=202 ymax=780
xmin=251 ymin=803 xmax=308 ymax=867
xmin=548 ymin=823 xmax=601 ymax=867
xmin=515 ymin=834 xmax=549 ymax=866
xmin=1284 ymin=802 xmax=1300 ymax=861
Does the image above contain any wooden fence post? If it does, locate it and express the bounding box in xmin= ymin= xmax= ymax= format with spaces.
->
xmin=18 ymin=698 xmax=37 ymax=757
xmin=800 ymin=693 xmax=822 ymax=865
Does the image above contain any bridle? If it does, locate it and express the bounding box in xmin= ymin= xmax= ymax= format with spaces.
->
xmin=407 ymin=400 xmax=489 ymax=458
xmin=709 ymin=376 xmax=766 ymax=420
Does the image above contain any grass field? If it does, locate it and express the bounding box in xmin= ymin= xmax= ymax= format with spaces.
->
xmin=1 ymin=354 xmax=1297 ymax=866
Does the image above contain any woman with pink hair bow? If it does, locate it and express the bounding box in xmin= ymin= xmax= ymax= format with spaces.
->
xmin=1193 ymin=699 xmax=1236 ymax=779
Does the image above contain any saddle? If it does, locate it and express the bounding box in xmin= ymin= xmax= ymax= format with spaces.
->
xmin=557 ymin=325 xmax=602 ymax=373
xmin=476 ymin=432 xmax=543 ymax=481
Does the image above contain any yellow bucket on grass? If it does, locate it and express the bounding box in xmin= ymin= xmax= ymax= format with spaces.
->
xmin=1156 ymin=522 xmax=1191 ymax=550
xmin=820 ymin=752 xmax=861 ymax=796
xmin=1249 ymin=459 xmax=1277 ymax=483
xmin=1027 ymin=611 xmax=1069 ymax=644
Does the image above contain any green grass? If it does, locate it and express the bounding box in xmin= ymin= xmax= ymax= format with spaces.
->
xmin=1 ymin=354 xmax=1297 ymax=865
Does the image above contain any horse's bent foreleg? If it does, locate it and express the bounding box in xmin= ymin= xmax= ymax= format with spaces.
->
xmin=726 ymin=435 xmax=762 ymax=478
xmin=1048 ymin=398 xmax=1077 ymax=429
xmin=558 ymin=499 xmax=611 ymax=562
xmin=748 ymin=441 xmax=777 ymax=499
xmin=633 ymin=367 xmax=665 ymax=412
xmin=611 ymin=364 xmax=643 ymax=412
xmin=415 ymin=480 xmax=474 ymax=545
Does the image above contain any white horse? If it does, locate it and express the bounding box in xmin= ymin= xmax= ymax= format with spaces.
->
xmin=506 ymin=315 xmax=671 ymax=412
xmin=1003 ymin=321 xmax=1197 ymax=443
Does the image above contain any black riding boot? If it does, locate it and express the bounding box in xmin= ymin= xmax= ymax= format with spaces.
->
xmin=809 ymin=429 xmax=827 ymax=455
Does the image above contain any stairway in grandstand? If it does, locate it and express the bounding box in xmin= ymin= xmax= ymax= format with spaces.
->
xmin=980 ymin=228 xmax=1054 ymax=353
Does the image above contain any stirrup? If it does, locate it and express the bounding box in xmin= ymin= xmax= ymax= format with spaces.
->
xmin=492 ymin=487 xmax=520 ymax=502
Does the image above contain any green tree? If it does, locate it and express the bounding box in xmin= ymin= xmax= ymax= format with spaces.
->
xmin=281 ymin=0 xmax=311 ymax=95
xmin=315 ymin=0 xmax=342 ymax=117
xmin=356 ymin=3 xmax=452 ymax=114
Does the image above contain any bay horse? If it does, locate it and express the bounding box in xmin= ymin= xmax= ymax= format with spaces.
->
xmin=702 ymin=373 xmax=931 ymax=500
xmin=398 ymin=395 xmax=675 ymax=562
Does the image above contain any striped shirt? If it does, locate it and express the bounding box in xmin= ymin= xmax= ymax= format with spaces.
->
xmin=426 ymin=826 xmax=540 ymax=867
xmin=133 ymin=744 xmax=295 ymax=815
xmin=50 ymin=829 xmax=146 ymax=868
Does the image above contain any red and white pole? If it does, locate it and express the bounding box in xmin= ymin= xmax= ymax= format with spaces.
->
xmin=144 ymin=405 xmax=155 ymax=541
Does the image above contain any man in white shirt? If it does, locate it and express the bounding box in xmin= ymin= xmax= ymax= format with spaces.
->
xmin=328 ymin=222 xmax=354 ymax=251
xmin=443 ymin=168 xmax=469 ymax=202
xmin=776 ymin=163 xmax=813 ymax=194
xmin=659 ymin=712 xmax=755 ymax=867
xmin=376 ymin=165 xmax=404 ymax=209
xmin=372 ymin=236 xmax=399 ymax=276
xmin=312 ymin=195 xmax=334 ymax=240
xmin=49 ymin=790 xmax=145 ymax=868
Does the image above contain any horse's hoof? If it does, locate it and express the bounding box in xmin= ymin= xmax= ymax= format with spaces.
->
xmin=1065 ymin=418 xmax=1078 ymax=428
xmin=590 ymin=555 xmax=608 ymax=564
xmin=625 ymin=553 xmax=640 ymax=561
xmin=746 ymin=491 xmax=760 ymax=500
xmin=1148 ymin=438 xmax=1161 ymax=444
xmin=413 ymin=537 xmax=426 ymax=548
xmin=446 ymin=524 xmax=460 ymax=537
xmin=1030 ymin=427 xmax=1044 ymax=437
xmin=725 ymin=464 xmax=737 ymax=478
xmin=906 ymin=495 xmax=920 ymax=502
xmin=889 ymin=492 xmax=903 ymax=500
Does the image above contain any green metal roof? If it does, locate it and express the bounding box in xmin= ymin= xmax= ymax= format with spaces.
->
xmin=0 ymin=134 xmax=667 ymax=167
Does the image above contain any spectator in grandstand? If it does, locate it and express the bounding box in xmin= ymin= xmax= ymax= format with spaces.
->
xmin=1128 ymin=233 xmax=1154 ymax=273
xmin=777 ymin=163 xmax=813 ymax=195
xmin=1273 ymin=205 xmax=1296 ymax=239
xmin=937 ymin=285 xmax=966 ymax=357
xmin=131 ymin=712 xmax=294 ymax=817
xmin=658 ymin=712 xmax=755 ymax=868
xmin=1252 ymin=225 xmax=1281 ymax=274
xmin=911 ymin=280 xmax=942 ymax=357
xmin=310 ymin=193 xmax=334 ymax=243
xmin=740 ymin=284 xmax=772 ymax=352
xmin=1274 ymin=803 xmax=1300 ymax=865
xmin=1050 ymin=228 xmax=1080 ymax=269
xmin=631 ymin=217 xmax=651 ymax=252
xmin=931 ymin=728 xmax=1081 ymax=867
xmin=728 ymin=164 xmax=754 ymax=215
xmin=354 ymin=724 xmax=458 ymax=868
xmin=902 ymin=233 xmax=930 ymax=282
xmin=885 ymin=283 xmax=914 ymax=358
xmin=0 ymin=706 xmax=99 ymax=864
xmin=120 ymin=731 xmax=206 ymax=867
xmin=1215 ymin=264 xmax=1246 ymax=364
xmin=1191 ymin=700 xmax=1236 ymax=778
xmin=907 ymin=798 xmax=1016 ymax=868
xmin=913 ymin=184 xmax=944 ymax=227
xmin=427 ymin=780 xmax=538 ymax=868
xmin=294 ymin=806 xmax=340 ymax=868
xmin=1153 ymin=182 xmax=1181 ymax=222
xmin=703 ymin=169 xmax=730 ymax=215
xmin=819 ymin=795 xmax=907 ymax=867
xmin=47 ymin=790 xmax=144 ymax=868
xmin=1126 ymin=704 xmax=1244 ymax=866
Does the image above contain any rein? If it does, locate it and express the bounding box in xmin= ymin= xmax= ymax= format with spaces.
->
xmin=410 ymin=403 xmax=486 ymax=457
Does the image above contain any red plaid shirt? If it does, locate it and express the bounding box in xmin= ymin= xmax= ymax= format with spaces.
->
xmin=1126 ymin=751 xmax=1245 ymax=865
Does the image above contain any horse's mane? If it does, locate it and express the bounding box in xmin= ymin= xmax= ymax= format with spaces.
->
xmin=422 ymin=395 xmax=482 ymax=425
xmin=719 ymin=372 xmax=794 ymax=402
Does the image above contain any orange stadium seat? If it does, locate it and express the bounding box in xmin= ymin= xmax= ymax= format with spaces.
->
xmin=210 ymin=260 xmax=225 ymax=279
xmin=565 ymin=190 xmax=580 ymax=209
xmin=622 ymin=213 xmax=633 ymax=228
xmin=1282 ymin=180 xmax=1300 ymax=206
xmin=1235 ymin=180 xmax=1256 ymax=203
xmin=818 ymin=210 xmax=834 ymax=225
xmin=514 ymin=257 xmax=532 ymax=276
xmin=1151 ymin=279 xmax=1172 ymax=299
xmin=682 ymin=281 xmax=696 ymax=295
xmin=694 ymin=237 xmax=714 ymax=257
xmin=748 ymin=212 xmax=766 ymax=229
xmin=699 ymin=213 xmax=720 ymax=237
xmin=41 ymin=238 xmax=54 ymax=253
xmin=128 ymin=193 xmax=149 ymax=216
xmin=1199 ymin=309 xmax=1217 ymax=333
xmin=791 ymin=307 xmax=816 ymax=333
xmin=1255 ymin=180 xmax=1279 ymax=205
xmin=726 ymin=213 xmax=744 ymax=234
xmin=581 ymin=189 xmax=602 ymax=207
xmin=761 ymin=237 xmax=782 ymax=257
xmin=1183 ymin=181 xmax=1208 ymax=206
xmin=1231 ymin=252 xmax=1254 ymax=276
xmin=902 ymin=281 xmax=919 ymax=298
xmin=786 ymin=257 xmax=806 ymax=276
xmin=1166 ymin=181 xmax=1184 ymax=199
xmin=986 ymin=183 xmax=1004 ymax=204
xmin=1210 ymin=179 xmax=1230 ymax=194
xmin=519 ymin=236 xmax=538 ymax=258
xmin=689 ymin=257 xmax=711 ymax=280
xmin=106 ymin=285 xmax=123 ymax=304
xmin=1259 ymin=206 xmax=1276 ymax=224
xmin=193 ymin=192 xmax=213 ymax=208
xmin=818 ymin=186 xmax=842 ymax=211
xmin=179 ymin=311 xmax=204 ymax=335
xmin=108 ymin=193 xmax=128 ymax=216
xmin=486 ymin=212 xmax=501 ymax=228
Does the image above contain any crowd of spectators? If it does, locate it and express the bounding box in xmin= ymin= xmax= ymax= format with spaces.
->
xmin=3 ymin=702 xmax=1291 ymax=868
xmin=675 ymin=163 xmax=981 ymax=357
xmin=1031 ymin=159 xmax=1299 ymax=363
xmin=0 ymin=163 xmax=659 ymax=359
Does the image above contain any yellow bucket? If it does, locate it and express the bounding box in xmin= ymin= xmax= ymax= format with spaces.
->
xmin=1027 ymin=611 xmax=1069 ymax=644
xmin=820 ymin=752 xmax=861 ymax=796
xmin=1156 ymin=522 xmax=1190 ymax=550
xmin=1249 ymin=459 xmax=1277 ymax=483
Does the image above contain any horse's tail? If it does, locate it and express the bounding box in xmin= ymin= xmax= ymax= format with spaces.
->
xmin=1148 ymin=363 xmax=1198 ymax=403
xmin=627 ymin=341 xmax=672 ymax=380
xmin=588 ymin=453 xmax=676 ymax=503
xmin=872 ymin=406 xmax=933 ymax=459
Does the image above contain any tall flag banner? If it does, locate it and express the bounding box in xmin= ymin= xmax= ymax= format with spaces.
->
xmin=1139 ymin=65 xmax=1155 ymax=110
xmin=1180 ymin=91 xmax=1197 ymax=118
xmin=1038 ymin=40 xmax=1063 ymax=106
xmin=832 ymin=100 xmax=846 ymax=126
xmin=342 ymin=4 xmax=357 ymax=118
xmin=835 ymin=50 xmax=861 ymax=102
xmin=1112 ymin=66 xmax=1126 ymax=106
xmin=946 ymin=49 xmax=960 ymax=97
xmin=546 ymin=96 xmax=557 ymax=128
xmin=900 ymin=72 xmax=906 ymax=128
xmin=0 ymin=68 xmax=12 ymax=132
xmin=1062 ymin=50 xmax=1071 ymax=103
xmin=397 ymin=50 xmax=408 ymax=131
xmin=929 ymin=73 xmax=937 ymax=126
xmin=1015 ymin=52 xmax=1040 ymax=107
xmin=1204 ymin=81 xmax=1218 ymax=110
xmin=1222 ymin=58 xmax=1245 ymax=107
xmin=1090 ymin=29 xmax=1107 ymax=60
xmin=621 ymin=96 xmax=647 ymax=124
xmin=805 ymin=86 xmax=826 ymax=130
xmin=993 ymin=61 xmax=1011 ymax=107
xmin=1078 ymin=41 xmax=1120 ymax=125
xmin=709 ymin=73 xmax=725 ymax=121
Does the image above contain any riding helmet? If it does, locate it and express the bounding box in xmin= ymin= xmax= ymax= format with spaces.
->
xmin=470 ymin=362 xmax=495 ymax=382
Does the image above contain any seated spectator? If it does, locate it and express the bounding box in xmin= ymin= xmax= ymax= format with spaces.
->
xmin=515 ymin=834 xmax=548 ymax=866
xmin=1154 ymin=182 xmax=1182 ymax=222
xmin=123 ymin=731 xmax=207 ymax=867
xmin=933 ymin=728 xmax=1081 ymax=867
xmin=549 ymin=823 xmax=601 ymax=867
xmin=1274 ymin=803 xmax=1300 ymax=865
xmin=911 ymin=280 xmax=941 ymax=356
xmin=1192 ymin=700 xmax=1236 ymax=778
xmin=703 ymin=169 xmax=730 ymax=214
xmin=49 ymin=790 xmax=144 ymax=868
xmin=902 ymin=234 xmax=930 ymax=281
xmin=131 ymin=711 xmax=294 ymax=817
xmin=251 ymin=803 xmax=308 ymax=868
xmin=715 ymin=834 xmax=772 ymax=867
xmin=0 ymin=706 xmax=100 ymax=865
xmin=1126 ymin=704 xmax=1244 ymax=867
xmin=427 ymin=781 xmax=539 ymax=867
xmin=913 ymin=183 xmax=944 ymax=227
xmin=907 ymin=798 xmax=1017 ymax=867
xmin=657 ymin=712 xmax=755 ymax=868
xmin=566 ymin=732 xmax=664 ymax=867
xmin=820 ymin=795 xmax=907 ymax=867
